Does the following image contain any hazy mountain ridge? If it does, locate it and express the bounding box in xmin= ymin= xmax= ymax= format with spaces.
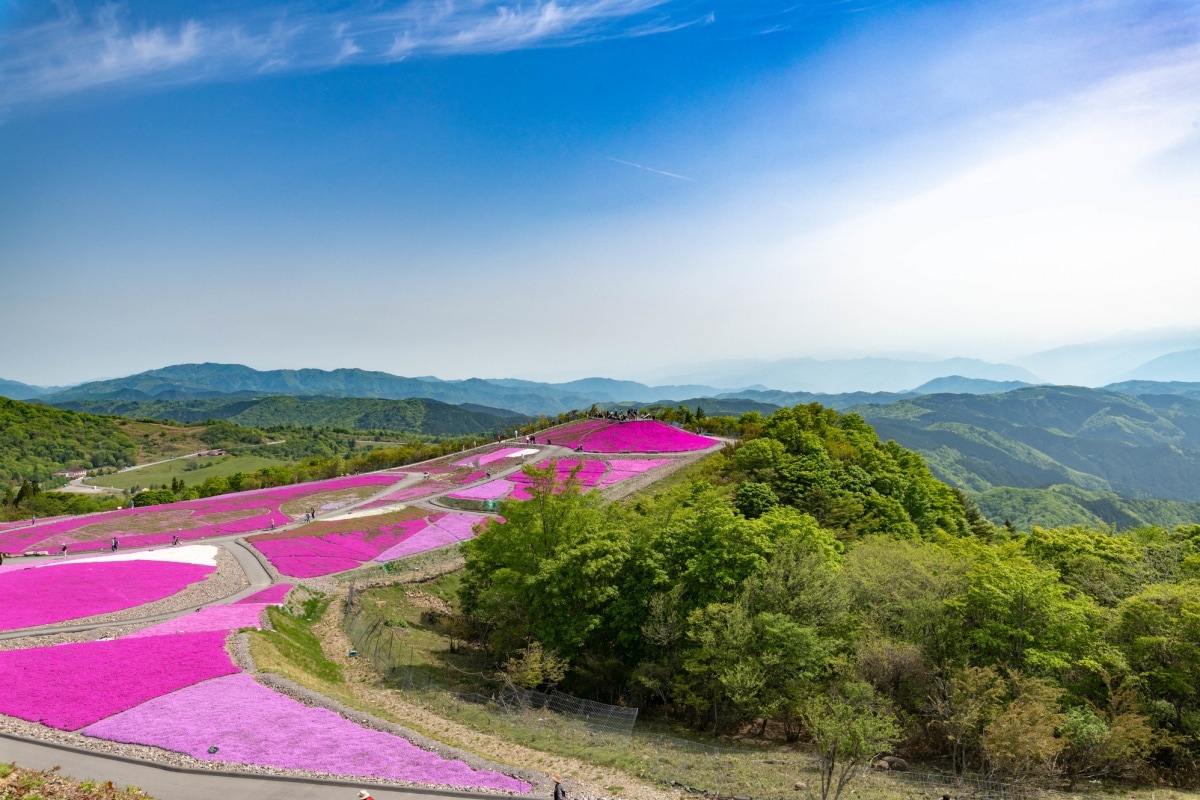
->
xmin=853 ymin=386 xmax=1200 ymax=503
xmin=0 ymin=378 xmax=49 ymax=401
xmin=50 ymin=395 xmax=527 ymax=436
xmin=35 ymin=363 xmax=723 ymax=416
xmin=644 ymin=356 xmax=1041 ymax=393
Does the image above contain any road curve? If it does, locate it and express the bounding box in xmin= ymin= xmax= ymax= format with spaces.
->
xmin=0 ymin=732 xmax=496 ymax=800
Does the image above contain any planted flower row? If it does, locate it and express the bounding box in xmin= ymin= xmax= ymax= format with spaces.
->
xmin=0 ymin=547 xmax=220 ymax=632
xmin=82 ymin=673 xmax=530 ymax=791
xmin=2 ymin=474 xmax=400 ymax=555
xmin=532 ymin=419 xmax=717 ymax=453
xmin=446 ymin=458 xmax=674 ymax=502
xmin=250 ymin=509 xmax=492 ymax=577
xmin=374 ymin=513 xmax=488 ymax=562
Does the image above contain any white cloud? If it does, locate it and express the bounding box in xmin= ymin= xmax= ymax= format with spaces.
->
xmin=772 ymin=48 xmax=1200 ymax=355
xmin=0 ymin=0 xmax=697 ymax=109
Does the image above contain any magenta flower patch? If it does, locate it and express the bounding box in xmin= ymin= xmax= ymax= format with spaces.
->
xmin=535 ymin=419 xmax=716 ymax=453
xmin=3 ymin=474 xmax=399 ymax=555
xmin=374 ymin=513 xmax=487 ymax=562
xmin=82 ymin=673 xmax=530 ymax=791
xmin=251 ymin=518 xmax=430 ymax=578
xmin=0 ymin=631 xmax=240 ymax=730
xmin=597 ymin=459 xmax=674 ymax=487
xmin=357 ymin=484 xmax=439 ymax=510
xmin=235 ymin=584 xmax=292 ymax=604
xmin=0 ymin=560 xmax=215 ymax=632
xmin=124 ymin=603 xmax=272 ymax=638
xmin=508 ymin=459 xmax=607 ymax=500
xmin=446 ymin=479 xmax=515 ymax=501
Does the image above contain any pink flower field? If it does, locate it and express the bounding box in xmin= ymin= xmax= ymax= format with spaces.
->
xmin=357 ymin=483 xmax=440 ymax=510
xmin=82 ymin=673 xmax=530 ymax=792
xmin=0 ymin=474 xmax=399 ymax=555
xmin=236 ymin=584 xmax=292 ymax=604
xmin=250 ymin=513 xmax=432 ymax=578
xmin=0 ymin=560 xmax=215 ymax=632
xmin=124 ymin=603 xmax=272 ymax=638
xmin=374 ymin=513 xmax=489 ymax=562
xmin=536 ymin=419 xmax=717 ymax=453
xmin=0 ymin=630 xmax=240 ymax=730
xmin=447 ymin=479 xmax=515 ymax=501
xmin=508 ymin=459 xmax=608 ymax=500
xmin=597 ymin=459 xmax=674 ymax=487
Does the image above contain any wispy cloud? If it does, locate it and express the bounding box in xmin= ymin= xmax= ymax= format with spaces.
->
xmin=607 ymin=156 xmax=693 ymax=180
xmin=0 ymin=0 xmax=705 ymax=109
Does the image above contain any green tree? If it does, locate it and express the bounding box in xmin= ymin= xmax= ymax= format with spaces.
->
xmin=802 ymin=682 xmax=900 ymax=800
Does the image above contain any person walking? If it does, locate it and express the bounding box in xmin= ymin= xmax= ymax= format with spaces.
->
xmin=111 ymin=537 xmax=118 ymax=552
xmin=61 ymin=544 xmax=68 ymax=556
xmin=357 ymin=790 xmax=375 ymax=800
xmin=553 ymin=776 xmax=567 ymax=800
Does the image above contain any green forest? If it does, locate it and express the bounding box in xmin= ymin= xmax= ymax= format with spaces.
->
xmin=0 ymin=398 xmax=137 ymax=482
xmin=458 ymin=405 xmax=1200 ymax=787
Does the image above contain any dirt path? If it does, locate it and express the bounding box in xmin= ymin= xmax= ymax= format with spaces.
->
xmin=311 ymin=587 xmax=680 ymax=800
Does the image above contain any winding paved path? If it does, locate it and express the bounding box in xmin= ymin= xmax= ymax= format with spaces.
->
xmin=0 ymin=732 xmax=486 ymax=800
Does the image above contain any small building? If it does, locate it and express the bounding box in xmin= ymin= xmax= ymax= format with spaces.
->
xmin=52 ymin=468 xmax=88 ymax=480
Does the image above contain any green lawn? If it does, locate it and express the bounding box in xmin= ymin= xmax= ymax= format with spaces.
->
xmin=85 ymin=453 xmax=284 ymax=490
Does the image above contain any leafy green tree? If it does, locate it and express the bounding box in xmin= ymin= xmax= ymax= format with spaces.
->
xmin=953 ymin=542 xmax=1096 ymax=674
xmin=802 ymin=682 xmax=900 ymax=800
xmin=460 ymin=463 xmax=628 ymax=658
xmin=1111 ymin=582 xmax=1200 ymax=730
xmin=734 ymin=481 xmax=778 ymax=519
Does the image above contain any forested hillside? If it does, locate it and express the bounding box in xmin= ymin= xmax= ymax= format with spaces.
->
xmin=855 ymin=386 xmax=1200 ymax=501
xmin=459 ymin=404 xmax=1200 ymax=786
xmin=0 ymin=398 xmax=136 ymax=482
xmin=53 ymin=395 xmax=525 ymax=435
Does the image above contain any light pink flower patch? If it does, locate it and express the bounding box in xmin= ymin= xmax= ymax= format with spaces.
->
xmin=357 ymin=484 xmax=439 ymax=510
xmin=124 ymin=604 xmax=272 ymax=638
xmin=251 ymin=519 xmax=430 ymax=578
xmin=235 ymin=585 xmax=292 ymax=604
xmin=0 ymin=631 xmax=240 ymax=730
xmin=598 ymin=459 xmax=674 ymax=487
xmin=375 ymin=513 xmax=488 ymax=561
xmin=81 ymin=674 xmax=530 ymax=791
xmin=446 ymin=480 xmax=514 ymax=501
xmin=0 ymin=560 xmax=215 ymax=632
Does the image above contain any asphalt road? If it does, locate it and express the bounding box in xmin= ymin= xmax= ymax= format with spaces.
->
xmin=0 ymin=733 xmax=493 ymax=800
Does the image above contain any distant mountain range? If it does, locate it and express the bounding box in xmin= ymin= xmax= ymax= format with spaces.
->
xmin=51 ymin=395 xmax=527 ymax=437
xmin=852 ymin=385 xmax=1200 ymax=504
xmin=24 ymin=363 xmax=723 ymax=417
xmin=12 ymin=359 xmax=1200 ymax=528
xmin=642 ymin=356 xmax=1040 ymax=393
xmin=0 ymin=378 xmax=48 ymax=401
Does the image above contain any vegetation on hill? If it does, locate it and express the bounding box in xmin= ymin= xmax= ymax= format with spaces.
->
xmin=452 ymin=404 xmax=1200 ymax=787
xmin=977 ymin=485 xmax=1200 ymax=531
xmin=855 ymin=386 xmax=1200 ymax=503
xmin=0 ymin=397 xmax=136 ymax=483
xmin=53 ymin=395 xmax=526 ymax=436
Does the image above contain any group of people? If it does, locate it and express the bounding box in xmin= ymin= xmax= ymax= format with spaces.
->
xmin=303 ymin=506 xmax=318 ymax=523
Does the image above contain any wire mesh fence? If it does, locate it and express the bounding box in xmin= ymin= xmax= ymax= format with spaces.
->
xmin=342 ymin=588 xmax=1108 ymax=800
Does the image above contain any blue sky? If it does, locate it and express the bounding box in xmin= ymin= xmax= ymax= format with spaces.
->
xmin=2 ymin=0 xmax=1199 ymax=386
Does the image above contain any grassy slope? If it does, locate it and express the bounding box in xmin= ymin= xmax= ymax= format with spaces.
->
xmin=84 ymin=453 xmax=283 ymax=490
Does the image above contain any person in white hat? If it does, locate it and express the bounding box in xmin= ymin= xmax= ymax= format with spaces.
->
xmin=358 ymin=791 xmax=374 ymax=800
